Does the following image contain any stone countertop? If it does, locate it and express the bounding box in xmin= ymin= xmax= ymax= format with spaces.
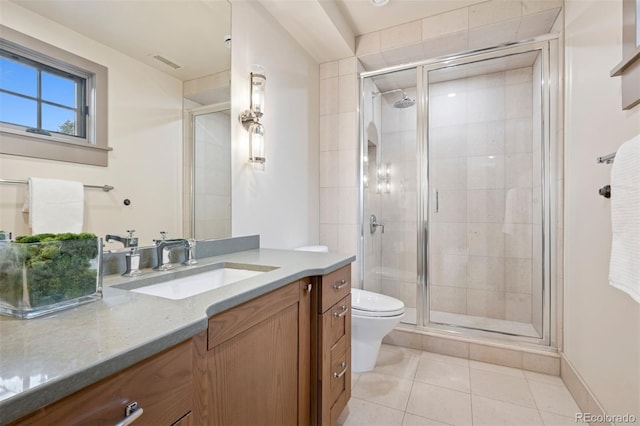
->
xmin=0 ymin=248 xmax=355 ymax=425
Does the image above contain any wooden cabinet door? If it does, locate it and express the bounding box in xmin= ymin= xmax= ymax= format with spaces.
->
xmin=205 ymin=281 xmax=309 ymax=426
xmin=12 ymin=340 xmax=193 ymax=426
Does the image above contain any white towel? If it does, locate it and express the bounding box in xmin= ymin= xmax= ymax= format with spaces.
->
xmin=28 ymin=177 xmax=84 ymax=234
xmin=609 ymin=135 xmax=640 ymax=303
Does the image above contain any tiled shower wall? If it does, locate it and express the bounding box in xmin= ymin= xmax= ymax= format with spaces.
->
xmin=319 ymin=0 xmax=562 ymax=328
xmin=429 ymin=66 xmax=541 ymax=330
xmin=319 ymin=58 xmax=360 ymax=285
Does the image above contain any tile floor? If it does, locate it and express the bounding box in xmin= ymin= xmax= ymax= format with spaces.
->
xmin=338 ymin=344 xmax=580 ymax=426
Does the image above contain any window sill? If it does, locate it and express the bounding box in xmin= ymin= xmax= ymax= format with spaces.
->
xmin=610 ymin=46 xmax=640 ymax=77
xmin=0 ymin=130 xmax=112 ymax=166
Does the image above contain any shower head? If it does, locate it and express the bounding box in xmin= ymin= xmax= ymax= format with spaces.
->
xmin=393 ymin=91 xmax=415 ymax=108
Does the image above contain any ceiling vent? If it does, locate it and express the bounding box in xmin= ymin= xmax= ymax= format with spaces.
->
xmin=152 ymin=54 xmax=182 ymax=70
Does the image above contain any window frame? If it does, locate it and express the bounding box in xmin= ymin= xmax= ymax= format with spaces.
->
xmin=0 ymin=25 xmax=110 ymax=166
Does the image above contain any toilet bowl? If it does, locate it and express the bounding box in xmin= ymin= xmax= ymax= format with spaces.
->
xmin=351 ymin=288 xmax=405 ymax=373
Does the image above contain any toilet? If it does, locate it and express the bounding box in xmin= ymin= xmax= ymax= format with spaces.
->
xmin=294 ymin=245 xmax=405 ymax=373
xmin=351 ymin=288 xmax=405 ymax=372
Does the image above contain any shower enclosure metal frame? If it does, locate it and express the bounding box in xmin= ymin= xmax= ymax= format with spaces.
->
xmin=358 ymin=35 xmax=559 ymax=348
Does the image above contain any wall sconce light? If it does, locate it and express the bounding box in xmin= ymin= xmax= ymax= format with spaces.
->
xmin=239 ymin=71 xmax=266 ymax=168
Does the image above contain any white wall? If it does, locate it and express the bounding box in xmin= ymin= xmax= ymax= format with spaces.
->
xmin=564 ymin=0 xmax=640 ymax=417
xmin=231 ymin=1 xmax=319 ymax=249
xmin=0 ymin=2 xmax=183 ymax=247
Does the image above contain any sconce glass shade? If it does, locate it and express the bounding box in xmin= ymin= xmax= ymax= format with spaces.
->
xmin=248 ymin=121 xmax=265 ymax=164
xmin=250 ymin=72 xmax=266 ymax=116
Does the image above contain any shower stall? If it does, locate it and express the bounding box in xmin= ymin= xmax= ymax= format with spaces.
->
xmin=359 ymin=37 xmax=558 ymax=346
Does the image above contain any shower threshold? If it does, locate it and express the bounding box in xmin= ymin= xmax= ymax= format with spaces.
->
xmin=402 ymin=308 xmax=539 ymax=337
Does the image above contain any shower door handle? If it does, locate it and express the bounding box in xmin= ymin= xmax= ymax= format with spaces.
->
xmin=434 ymin=189 xmax=439 ymax=213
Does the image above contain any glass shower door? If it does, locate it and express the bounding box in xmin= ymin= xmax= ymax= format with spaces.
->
xmin=424 ymin=48 xmax=547 ymax=338
xmin=361 ymin=68 xmax=419 ymax=325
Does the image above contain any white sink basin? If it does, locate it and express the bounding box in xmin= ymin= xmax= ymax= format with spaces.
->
xmin=129 ymin=266 xmax=270 ymax=300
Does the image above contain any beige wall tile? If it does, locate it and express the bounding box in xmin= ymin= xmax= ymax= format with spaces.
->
xmin=467 ymin=155 xmax=506 ymax=190
xmin=469 ymin=343 xmax=523 ymax=368
xmin=467 ymin=256 xmax=505 ymax=292
xmin=381 ymin=20 xmax=422 ymax=51
xmin=467 ymin=289 xmax=506 ymax=319
xmin=504 ymin=223 xmax=532 ymax=258
xmin=422 ymin=335 xmax=470 ymax=359
xmin=319 ymin=187 xmax=338 ymax=224
xmin=468 ymin=223 xmax=505 ymax=257
xmin=338 ymin=111 xmax=357 ymax=151
xmin=422 ymin=8 xmax=468 ymax=40
xmin=339 ymin=57 xmax=357 ymax=76
xmin=505 ymin=257 xmax=533 ymax=294
xmin=522 ymin=352 xmax=560 ymax=376
xmin=468 ymin=19 xmax=520 ymax=50
xmin=430 ymin=253 xmax=467 ymax=287
xmin=469 ymin=0 xmax=522 ymax=28
xmin=319 ymin=150 xmax=338 ymax=187
xmin=522 ymin=0 xmax=562 ymax=16
xmin=467 ymin=189 xmax=506 ymax=223
xmin=319 ymin=223 xmax=338 ymax=252
xmin=338 ymin=223 xmax=357 ymax=255
xmin=338 ymin=187 xmax=357 ymax=225
xmin=431 ymin=285 xmax=467 ymax=314
xmin=339 ymin=74 xmax=358 ymax=113
xmin=422 ymin=30 xmax=469 ymax=59
xmin=338 ymin=149 xmax=358 ymax=188
xmin=319 ymin=60 xmax=338 ymax=80
xmin=355 ymin=32 xmax=381 ymax=56
xmin=505 ymin=292 xmax=532 ymax=323
xmin=320 ymin=77 xmax=338 ymax=115
xmin=320 ymin=114 xmax=338 ymax=152
xmin=383 ymin=329 xmax=423 ymax=350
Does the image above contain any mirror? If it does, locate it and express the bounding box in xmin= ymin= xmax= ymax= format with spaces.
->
xmin=7 ymin=0 xmax=232 ymax=246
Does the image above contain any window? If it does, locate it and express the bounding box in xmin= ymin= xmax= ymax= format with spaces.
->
xmin=0 ymin=25 xmax=109 ymax=166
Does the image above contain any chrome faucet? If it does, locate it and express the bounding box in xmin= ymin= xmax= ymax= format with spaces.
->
xmin=105 ymin=230 xmax=139 ymax=248
xmin=154 ymin=232 xmax=190 ymax=271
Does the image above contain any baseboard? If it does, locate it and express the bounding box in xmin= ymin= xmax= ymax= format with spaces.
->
xmin=560 ymin=353 xmax=613 ymax=425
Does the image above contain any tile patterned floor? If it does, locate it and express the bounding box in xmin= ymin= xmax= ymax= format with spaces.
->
xmin=338 ymin=344 xmax=580 ymax=426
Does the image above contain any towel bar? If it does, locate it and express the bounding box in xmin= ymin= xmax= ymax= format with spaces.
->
xmin=597 ymin=152 xmax=616 ymax=164
xmin=0 ymin=178 xmax=114 ymax=192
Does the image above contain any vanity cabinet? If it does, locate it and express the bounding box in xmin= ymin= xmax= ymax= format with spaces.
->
xmin=194 ymin=279 xmax=312 ymax=426
xmin=11 ymin=339 xmax=193 ymax=426
xmin=314 ymin=264 xmax=351 ymax=425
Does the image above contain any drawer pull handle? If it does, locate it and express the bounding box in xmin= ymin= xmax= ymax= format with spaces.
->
xmin=333 ymin=362 xmax=348 ymax=379
xmin=333 ymin=306 xmax=349 ymax=318
xmin=333 ymin=279 xmax=349 ymax=290
xmin=115 ymin=402 xmax=144 ymax=426
xmin=305 ymin=283 xmax=313 ymax=293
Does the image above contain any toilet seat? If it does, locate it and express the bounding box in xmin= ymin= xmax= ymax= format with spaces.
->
xmin=351 ymin=288 xmax=405 ymax=317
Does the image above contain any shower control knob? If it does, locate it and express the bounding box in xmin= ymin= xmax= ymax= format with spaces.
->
xmin=370 ymin=214 xmax=385 ymax=234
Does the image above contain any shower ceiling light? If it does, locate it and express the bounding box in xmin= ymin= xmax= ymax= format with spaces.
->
xmin=370 ymin=0 xmax=389 ymax=6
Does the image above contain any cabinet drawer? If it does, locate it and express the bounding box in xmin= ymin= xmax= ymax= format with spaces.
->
xmin=320 ymin=264 xmax=351 ymax=313
xmin=323 ymin=296 xmax=350 ymax=348
xmin=13 ymin=340 xmax=193 ymax=426
xmin=329 ymin=335 xmax=349 ymax=405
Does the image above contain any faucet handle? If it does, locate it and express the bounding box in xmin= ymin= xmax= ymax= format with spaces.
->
xmin=127 ymin=229 xmax=136 ymax=237
xmin=159 ymin=231 xmax=167 ymax=241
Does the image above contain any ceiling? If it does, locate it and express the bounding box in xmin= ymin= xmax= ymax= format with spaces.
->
xmin=10 ymin=0 xmax=231 ymax=82
xmin=9 ymin=0 xmax=558 ymax=83
xmin=334 ymin=0 xmax=486 ymax=36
